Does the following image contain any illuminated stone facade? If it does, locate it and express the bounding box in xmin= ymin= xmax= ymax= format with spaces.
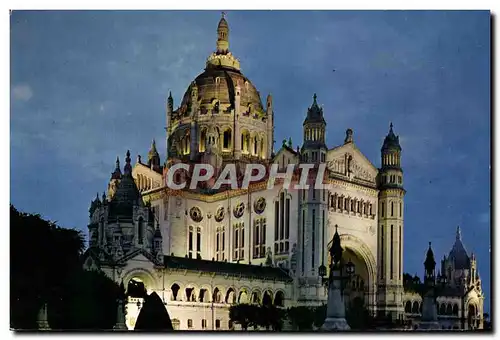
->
xmin=82 ymin=14 xmax=482 ymax=331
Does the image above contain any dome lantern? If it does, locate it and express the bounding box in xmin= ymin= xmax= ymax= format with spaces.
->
xmin=216 ymin=12 xmax=229 ymax=54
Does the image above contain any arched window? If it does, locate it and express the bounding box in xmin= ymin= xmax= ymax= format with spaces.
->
xmin=412 ymin=301 xmax=419 ymax=314
xmin=251 ymin=291 xmax=260 ymax=304
xmin=253 ymin=136 xmax=258 ymax=155
xmin=274 ymin=291 xmax=285 ymax=307
xmin=223 ymin=129 xmax=232 ymax=150
xmin=453 ymin=304 xmax=459 ymax=316
xmin=185 ymin=287 xmax=196 ymax=302
xmin=238 ymin=290 xmax=248 ymax=304
xmin=213 ymin=287 xmax=221 ymax=303
xmin=200 ymin=129 xmax=207 ymax=152
xmin=199 ymin=288 xmax=208 ymax=302
xmin=171 ymin=284 xmax=180 ymax=301
xmin=262 ymin=290 xmax=273 ymax=306
xmin=196 ymin=227 xmax=201 ymax=259
xmin=439 ymin=303 xmax=446 ymax=315
xmin=446 ymin=303 xmax=453 ymax=315
xmin=172 ymin=319 xmax=180 ymax=330
xmin=241 ymin=131 xmax=250 ymax=153
xmin=188 ymin=226 xmax=193 ymax=258
xmin=405 ymin=301 xmax=412 ymax=313
xmin=225 ymin=288 xmax=236 ymax=304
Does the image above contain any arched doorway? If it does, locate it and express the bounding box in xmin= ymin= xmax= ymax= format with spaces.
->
xmin=127 ymin=277 xmax=147 ymax=298
xmin=340 ymin=248 xmax=370 ymax=308
xmin=124 ymin=276 xmax=150 ymax=330
xmin=468 ymin=304 xmax=478 ymax=329
xmin=326 ymin=233 xmax=377 ymax=314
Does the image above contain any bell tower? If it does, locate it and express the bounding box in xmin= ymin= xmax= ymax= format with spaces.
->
xmin=377 ymin=123 xmax=405 ymax=320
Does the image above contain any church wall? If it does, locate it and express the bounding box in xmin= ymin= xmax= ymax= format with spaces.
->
xmin=326 ymin=182 xmax=378 ymax=272
xmin=115 ymin=255 xmax=291 ymax=331
xmin=149 ymin=183 xmax=299 ymax=269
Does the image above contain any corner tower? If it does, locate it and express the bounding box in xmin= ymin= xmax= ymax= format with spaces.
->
xmin=298 ymin=93 xmax=329 ymax=304
xmin=301 ymin=93 xmax=327 ymax=163
xmin=377 ymin=123 xmax=405 ymax=320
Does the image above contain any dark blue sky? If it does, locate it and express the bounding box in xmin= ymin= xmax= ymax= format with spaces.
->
xmin=10 ymin=10 xmax=490 ymax=312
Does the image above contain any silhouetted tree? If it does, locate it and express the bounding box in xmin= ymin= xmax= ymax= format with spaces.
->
xmin=286 ymin=306 xmax=315 ymax=330
xmin=229 ymin=304 xmax=261 ymax=330
xmin=10 ymin=205 xmax=119 ymax=330
xmin=10 ymin=205 xmax=84 ymax=330
xmin=134 ymin=292 xmax=173 ymax=331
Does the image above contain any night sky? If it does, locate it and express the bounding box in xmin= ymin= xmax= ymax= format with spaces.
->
xmin=10 ymin=10 xmax=491 ymax=312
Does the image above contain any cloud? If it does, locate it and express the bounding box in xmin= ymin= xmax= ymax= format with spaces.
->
xmin=12 ymin=84 xmax=33 ymax=101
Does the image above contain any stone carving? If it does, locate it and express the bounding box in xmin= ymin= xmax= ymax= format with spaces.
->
xmin=368 ymin=225 xmax=376 ymax=236
xmin=327 ymin=158 xmax=346 ymax=175
xmin=352 ymin=161 xmax=374 ymax=182
xmin=327 ymin=155 xmax=375 ymax=183
xmin=265 ymin=247 xmax=273 ymax=266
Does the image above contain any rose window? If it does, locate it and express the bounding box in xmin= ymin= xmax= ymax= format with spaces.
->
xmin=254 ymin=197 xmax=266 ymax=214
xmin=189 ymin=207 xmax=203 ymax=223
xmin=233 ymin=202 xmax=245 ymax=219
xmin=215 ymin=207 xmax=225 ymax=222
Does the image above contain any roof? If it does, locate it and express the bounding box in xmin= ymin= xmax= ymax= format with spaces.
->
xmin=448 ymin=227 xmax=470 ymax=270
xmin=303 ymin=93 xmax=326 ymax=125
xmin=108 ymin=173 xmax=141 ymax=219
xmin=382 ymin=123 xmax=401 ymax=151
xmin=163 ymin=255 xmax=293 ymax=282
xmin=178 ymin=67 xmax=264 ymax=114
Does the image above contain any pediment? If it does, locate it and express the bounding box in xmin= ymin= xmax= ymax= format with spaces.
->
xmin=273 ymin=145 xmax=298 ymax=161
xmin=117 ymin=248 xmax=161 ymax=266
xmin=326 ymin=143 xmax=378 ymax=184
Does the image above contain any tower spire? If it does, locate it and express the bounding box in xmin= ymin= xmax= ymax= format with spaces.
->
xmin=456 ymin=225 xmax=461 ymax=241
xmin=111 ymin=156 xmax=122 ymax=180
xmin=123 ymin=150 xmax=132 ymax=175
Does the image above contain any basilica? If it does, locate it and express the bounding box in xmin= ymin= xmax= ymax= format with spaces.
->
xmin=82 ymin=14 xmax=484 ymax=330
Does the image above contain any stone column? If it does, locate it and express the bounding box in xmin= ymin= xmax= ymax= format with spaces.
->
xmin=321 ymin=268 xmax=350 ymax=331
xmin=113 ymin=299 xmax=128 ymax=331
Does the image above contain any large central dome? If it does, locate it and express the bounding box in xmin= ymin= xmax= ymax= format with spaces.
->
xmin=166 ymin=13 xmax=274 ymax=165
xmin=179 ymin=68 xmax=264 ymax=115
xmin=178 ymin=14 xmax=263 ymax=115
